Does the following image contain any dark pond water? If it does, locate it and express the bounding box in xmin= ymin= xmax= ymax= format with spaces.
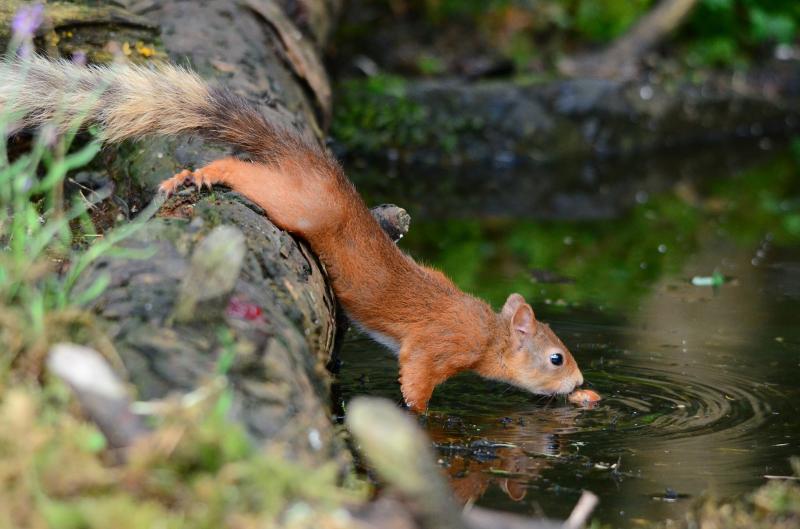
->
xmin=335 ymin=141 xmax=800 ymax=527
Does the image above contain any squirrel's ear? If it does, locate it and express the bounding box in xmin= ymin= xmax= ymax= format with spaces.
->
xmin=501 ymin=293 xmax=526 ymax=319
xmin=511 ymin=303 xmax=535 ymax=335
xmin=502 ymin=293 xmax=537 ymax=335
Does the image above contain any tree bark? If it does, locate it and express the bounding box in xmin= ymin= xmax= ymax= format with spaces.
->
xmin=2 ymin=0 xmax=350 ymax=468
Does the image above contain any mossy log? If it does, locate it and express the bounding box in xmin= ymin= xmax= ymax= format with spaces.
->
xmin=76 ymin=193 xmax=346 ymax=467
xmin=1 ymin=0 xmax=353 ymax=468
xmin=2 ymin=4 xmax=588 ymax=527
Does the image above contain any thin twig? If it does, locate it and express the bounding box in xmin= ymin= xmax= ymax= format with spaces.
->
xmin=563 ymin=490 xmax=599 ymax=529
xmin=47 ymin=343 xmax=149 ymax=450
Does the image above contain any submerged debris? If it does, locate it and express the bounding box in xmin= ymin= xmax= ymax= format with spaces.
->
xmin=690 ymin=270 xmax=726 ymax=287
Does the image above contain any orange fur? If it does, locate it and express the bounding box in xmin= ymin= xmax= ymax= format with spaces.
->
xmin=160 ymin=158 xmax=586 ymax=411
xmin=3 ymin=56 xmax=588 ymax=411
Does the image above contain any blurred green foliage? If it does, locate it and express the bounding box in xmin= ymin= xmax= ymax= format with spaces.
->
xmin=0 ymin=70 xmax=154 ymax=374
xmin=683 ymin=0 xmax=800 ymax=65
xmin=392 ymin=151 xmax=800 ymax=311
xmin=573 ymin=0 xmax=653 ymax=42
xmin=342 ymin=0 xmax=800 ymax=72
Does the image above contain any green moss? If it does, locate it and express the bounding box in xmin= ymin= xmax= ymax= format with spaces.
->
xmin=332 ymin=75 xmax=484 ymax=158
xmin=0 ymin=384 xmax=363 ymax=529
xmin=332 ymin=75 xmax=427 ymax=154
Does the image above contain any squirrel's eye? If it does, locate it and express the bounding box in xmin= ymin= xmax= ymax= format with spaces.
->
xmin=549 ymin=353 xmax=564 ymax=366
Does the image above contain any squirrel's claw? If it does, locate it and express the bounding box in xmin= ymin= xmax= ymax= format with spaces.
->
xmin=195 ymin=169 xmax=214 ymax=190
xmin=158 ymin=169 xmax=196 ymax=196
xmin=158 ymin=161 xmax=229 ymax=197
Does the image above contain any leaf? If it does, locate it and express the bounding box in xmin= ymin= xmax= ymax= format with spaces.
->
xmin=39 ymin=498 xmax=86 ymax=529
xmin=784 ymin=213 xmax=800 ymax=237
xmin=71 ymin=273 xmax=110 ymax=307
xmin=750 ymin=8 xmax=796 ymax=44
xmin=83 ymin=430 xmax=108 ymax=453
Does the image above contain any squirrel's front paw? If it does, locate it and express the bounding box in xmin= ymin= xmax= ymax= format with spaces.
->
xmin=158 ymin=168 xmax=217 ymax=196
xmin=400 ymin=389 xmax=430 ymax=414
xmin=158 ymin=169 xmax=194 ymax=196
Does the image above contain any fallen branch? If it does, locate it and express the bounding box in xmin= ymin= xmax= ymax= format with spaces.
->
xmin=559 ymin=0 xmax=699 ymax=79
xmin=347 ymin=397 xmax=464 ymax=529
xmin=347 ymin=397 xmax=585 ymax=529
xmin=48 ymin=203 xmax=409 ymax=454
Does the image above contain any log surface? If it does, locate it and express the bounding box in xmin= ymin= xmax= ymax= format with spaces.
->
xmin=2 ymin=0 xmax=347 ymax=467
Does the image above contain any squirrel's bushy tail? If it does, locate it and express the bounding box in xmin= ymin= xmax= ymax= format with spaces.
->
xmin=0 ymin=56 xmax=306 ymax=163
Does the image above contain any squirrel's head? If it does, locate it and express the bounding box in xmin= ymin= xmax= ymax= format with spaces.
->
xmin=494 ymin=293 xmax=584 ymax=396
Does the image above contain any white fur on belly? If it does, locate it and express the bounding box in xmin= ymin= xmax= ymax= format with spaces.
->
xmin=350 ymin=318 xmax=400 ymax=354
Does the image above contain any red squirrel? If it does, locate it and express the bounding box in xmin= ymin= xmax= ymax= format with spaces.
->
xmin=2 ymin=57 xmax=590 ymax=411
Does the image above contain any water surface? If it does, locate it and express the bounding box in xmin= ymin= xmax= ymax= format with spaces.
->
xmin=336 ymin=142 xmax=800 ymax=526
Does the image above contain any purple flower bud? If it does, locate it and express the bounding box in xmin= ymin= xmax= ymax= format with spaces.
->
xmin=17 ymin=42 xmax=33 ymax=59
xmin=11 ymin=4 xmax=44 ymax=39
xmin=72 ymin=50 xmax=87 ymax=66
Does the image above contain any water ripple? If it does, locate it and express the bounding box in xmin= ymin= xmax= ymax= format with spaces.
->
xmin=579 ymin=363 xmax=773 ymax=444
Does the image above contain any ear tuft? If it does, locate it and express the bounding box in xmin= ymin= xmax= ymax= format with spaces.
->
xmin=502 ymin=293 xmax=537 ymax=333
xmin=511 ymin=303 xmax=535 ymax=335
xmin=501 ymin=293 xmax=526 ymax=320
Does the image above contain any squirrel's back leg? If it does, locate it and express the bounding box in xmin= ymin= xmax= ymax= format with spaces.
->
xmin=157 ymin=156 xmax=335 ymax=236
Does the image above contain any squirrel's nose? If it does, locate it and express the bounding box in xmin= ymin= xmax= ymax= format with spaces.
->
xmin=576 ymin=372 xmax=584 ymax=387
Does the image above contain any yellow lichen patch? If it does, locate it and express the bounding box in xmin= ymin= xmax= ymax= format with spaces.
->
xmin=135 ymin=41 xmax=156 ymax=58
xmin=46 ymin=30 xmax=60 ymax=47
